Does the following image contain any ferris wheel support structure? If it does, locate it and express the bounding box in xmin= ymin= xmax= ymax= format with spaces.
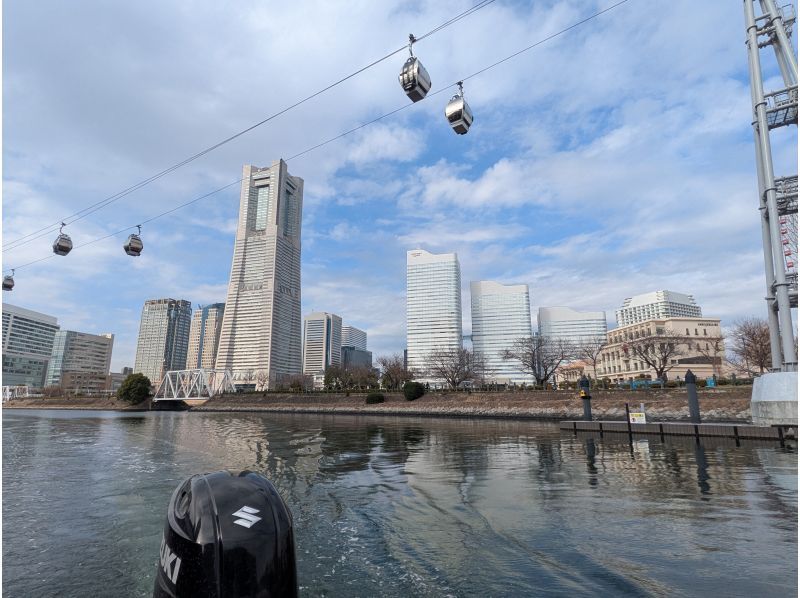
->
xmin=744 ymin=0 xmax=798 ymax=373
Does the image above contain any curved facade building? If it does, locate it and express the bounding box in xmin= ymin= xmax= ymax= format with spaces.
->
xmin=538 ymin=306 xmax=608 ymax=344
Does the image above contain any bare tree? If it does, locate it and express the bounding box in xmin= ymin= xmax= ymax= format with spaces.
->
xmin=501 ymin=336 xmax=575 ymax=387
xmin=324 ymin=365 xmax=348 ymax=390
xmin=728 ymin=317 xmax=772 ymax=375
xmin=284 ymin=374 xmax=312 ymax=392
xmin=426 ymin=347 xmax=483 ymax=390
xmin=693 ymin=336 xmax=725 ymax=378
xmin=241 ymin=369 xmax=256 ymax=386
xmin=575 ymin=336 xmax=608 ymax=381
xmin=624 ymin=334 xmax=687 ymax=381
xmin=255 ymin=370 xmax=269 ymax=391
xmin=377 ymin=354 xmax=413 ymax=390
xmin=348 ymin=365 xmax=379 ymax=389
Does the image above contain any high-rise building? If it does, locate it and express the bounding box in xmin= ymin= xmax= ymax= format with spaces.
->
xmin=615 ymin=290 xmax=702 ymax=327
xmin=187 ymin=303 xmax=225 ymax=370
xmin=538 ymin=306 xmax=608 ymax=344
xmin=302 ymin=312 xmax=342 ymax=375
xmin=470 ymin=281 xmax=533 ymax=384
xmin=406 ymin=249 xmax=462 ymax=376
xmin=216 ymin=160 xmax=304 ymax=387
xmin=133 ymin=298 xmax=192 ymax=385
xmin=341 ymin=325 xmax=367 ymax=351
xmin=2 ymin=303 xmax=60 ymax=388
xmin=342 ymin=346 xmax=373 ymax=370
xmin=45 ymin=331 xmax=114 ymax=389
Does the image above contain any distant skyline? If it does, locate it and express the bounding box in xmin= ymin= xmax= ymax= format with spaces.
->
xmin=3 ymin=1 xmax=797 ymax=371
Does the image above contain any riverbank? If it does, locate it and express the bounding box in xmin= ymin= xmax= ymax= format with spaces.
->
xmin=3 ymin=387 xmax=755 ymax=421
xmin=196 ymin=387 xmax=754 ymax=422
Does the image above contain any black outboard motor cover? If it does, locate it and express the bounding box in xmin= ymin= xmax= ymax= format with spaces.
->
xmin=153 ymin=470 xmax=297 ymax=598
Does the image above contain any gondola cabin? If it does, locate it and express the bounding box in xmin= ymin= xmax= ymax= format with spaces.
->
xmin=398 ymin=56 xmax=431 ymax=103
xmin=445 ymin=93 xmax=473 ymax=135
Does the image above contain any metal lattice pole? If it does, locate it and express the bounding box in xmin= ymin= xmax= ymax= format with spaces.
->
xmin=744 ymin=0 xmax=798 ymax=372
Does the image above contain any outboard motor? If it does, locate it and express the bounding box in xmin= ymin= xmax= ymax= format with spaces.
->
xmin=153 ymin=470 xmax=297 ymax=598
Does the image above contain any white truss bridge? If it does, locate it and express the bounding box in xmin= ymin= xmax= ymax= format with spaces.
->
xmin=153 ymin=369 xmax=236 ymax=401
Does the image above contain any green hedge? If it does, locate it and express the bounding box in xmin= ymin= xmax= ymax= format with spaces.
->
xmin=365 ymin=392 xmax=385 ymax=404
xmin=403 ymin=382 xmax=426 ymax=401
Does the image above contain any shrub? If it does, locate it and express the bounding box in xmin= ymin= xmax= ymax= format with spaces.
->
xmin=365 ymin=392 xmax=385 ymax=404
xmin=403 ymin=381 xmax=426 ymax=401
xmin=117 ymin=373 xmax=152 ymax=404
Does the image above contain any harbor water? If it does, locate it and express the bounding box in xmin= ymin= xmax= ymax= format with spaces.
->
xmin=3 ymin=410 xmax=797 ymax=597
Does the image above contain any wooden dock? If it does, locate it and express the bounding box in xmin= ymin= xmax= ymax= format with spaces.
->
xmin=560 ymin=420 xmax=793 ymax=441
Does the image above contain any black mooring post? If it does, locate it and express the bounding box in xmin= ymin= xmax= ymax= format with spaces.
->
xmin=685 ymin=369 xmax=701 ymax=424
xmin=579 ymin=375 xmax=592 ymax=421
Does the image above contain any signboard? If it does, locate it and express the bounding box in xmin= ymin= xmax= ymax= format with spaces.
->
xmin=628 ymin=412 xmax=647 ymax=424
xmin=706 ymin=377 xmax=716 ymax=388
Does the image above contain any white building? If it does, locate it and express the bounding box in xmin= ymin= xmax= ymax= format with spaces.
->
xmin=187 ymin=303 xmax=225 ymax=370
xmin=45 ymin=331 xmax=114 ymax=388
xmin=615 ymin=290 xmax=701 ymax=327
xmin=341 ymin=325 xmax=367 ymax=351
xmin=406 ymin=249 xmax=462 ymax=377
xmin=215 ymin=160 xmax=304 ymax=388
xmin=303 ymin=312 xmax=342 ymax=377
xmin=470 ymin=281 xmax=533 ymax=384
xmin=538 ymin=306 xmax=608 ymax=344
xmin=2 ymin=303 xmax=60 ymax=388
xmin=134 ymin=299 xmax=192 ymax=385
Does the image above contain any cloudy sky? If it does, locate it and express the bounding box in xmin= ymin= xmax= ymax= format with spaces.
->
xmin=3 ymin=0 xmax=797 ymax=371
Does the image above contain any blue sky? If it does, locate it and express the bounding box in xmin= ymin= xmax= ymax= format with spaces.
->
xmin=3 ymin=0 xmax=797 ymax=371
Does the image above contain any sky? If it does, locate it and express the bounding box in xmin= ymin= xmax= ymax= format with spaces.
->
xmin=3 ymin=0 xmax=797 ymax=372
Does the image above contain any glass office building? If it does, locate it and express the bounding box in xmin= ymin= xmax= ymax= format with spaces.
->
xmin=302 ymin=312 xmax=342 ymax=375
xmin=133 ymin=298 xmax=192 ymax=385
xmin=45 ymin=330 xmax=114 ymax=389
xmin=187 ymin=303 xmax=225 ymax=369
xmin=470 ymin=281 xmax=533 ymax=384
xmin=538 ymin=306 xmax=608 ymax=344
xmin=2 ymin=303 xmax=60 ymax=388
xmin=406 ymin=249 xmax=462 ymax=377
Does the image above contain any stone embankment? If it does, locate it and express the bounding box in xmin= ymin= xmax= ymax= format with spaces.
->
xmin=3 ymin=388 xmax=754 ymax=422
xmin=196 ymin=387 xmax=754 ymax=422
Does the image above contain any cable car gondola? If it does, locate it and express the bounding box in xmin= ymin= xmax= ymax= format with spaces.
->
xmin=52 ymin=222 xmax=73 ymax=256
xmin=398 ymin=34 xmax=431 ymax=103
xmin=445 ymin=81 xmax=473 ymax=135
xmin=124 ymin=225 xmax=144 ymax=257
xmin=3 ymin=270 xmax=14 ymax=291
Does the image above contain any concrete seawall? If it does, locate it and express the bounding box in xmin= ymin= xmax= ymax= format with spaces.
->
xmin=4 ymin=387 xmax=755 ymax=422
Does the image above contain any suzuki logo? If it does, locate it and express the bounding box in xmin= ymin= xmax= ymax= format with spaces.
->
xmin=232 ymin=505 xmax=261 ymax=528
xmin=159 ymin=536 xmax=182 ymax=585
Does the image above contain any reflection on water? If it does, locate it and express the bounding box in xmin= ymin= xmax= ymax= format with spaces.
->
xmin=3 ymin=411 xmax=797 ymax=597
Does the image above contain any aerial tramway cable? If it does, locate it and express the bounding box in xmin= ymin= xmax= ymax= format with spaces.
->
xmin=5 ymin=0 xmax=631 ymax=278
xmin=2 ymin=0 xmax=498 ymax=253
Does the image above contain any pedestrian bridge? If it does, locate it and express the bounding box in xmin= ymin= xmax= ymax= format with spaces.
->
xmin=153 ymin=369 xmax=236 ymax=402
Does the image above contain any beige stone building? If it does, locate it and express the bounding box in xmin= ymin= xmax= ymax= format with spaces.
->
xmin=598 ymin=317 xmax=724 ymax=383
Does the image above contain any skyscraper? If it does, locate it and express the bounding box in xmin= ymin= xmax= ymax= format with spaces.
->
xmin=406 ymin=249 xmax=462 ymax=376
xmin=45 ymin=331 xmax=114 ymax=389
xmin=133 ymin=299 xmax=192 ymax=385
xmin=538 ymin=306 xmax=608 ymax=344
xmin=341 ymin=325 xmax=367 ymax=351
xmin=470 ymin=281 xmax=533 ymax=384
xmin=615 ymin=290 xmax=701 ymax=327
xmin=215 ymin=160 xmax=304 ymax=387
xmin=302 ymin=312 xmax=342 ymax=375
xmin=187 ymin=303 xmax=225 ymax=369
xmin=2 ymin=303 xmax=60 ymax=388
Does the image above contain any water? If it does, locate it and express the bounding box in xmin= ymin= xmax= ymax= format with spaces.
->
xmin=3 ymin=410 xmax=796 ymax=597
